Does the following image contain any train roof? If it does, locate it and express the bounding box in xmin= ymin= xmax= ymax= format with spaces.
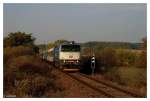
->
xmin=54 ymin=41 xmax=80 ymax=49
xmin=61 ymin=41 xmax=80 ymax=45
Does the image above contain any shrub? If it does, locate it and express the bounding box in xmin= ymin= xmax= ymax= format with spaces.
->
xmin=4 ymin=55 xmax=52 ymax=96
xmin=4 ymin=40 xmax=55 ymax=97
xmin=4 ymin=46 xmax=33 ymax=65
xmin=14 ymin=74 xmax=55 ymax=97
xmin=115 ymin=49 xmax=128 ymax=66
xmin=81 ymin=47 xmax=120 ymax=74
xmin=115 ymin=49 xmax=138 ymax=66
xmin=16 ymin=79 xmax=32 ymax=97
xmin=31 ymin=75 xmax=51 ymax=97
xmin=100 ymin=47 xmax=119 ymax=68
xmin=6 ymin=55 xmax=50 ymax=75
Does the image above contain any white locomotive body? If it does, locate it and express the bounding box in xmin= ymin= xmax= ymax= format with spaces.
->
xmin=53 ymin=42 xmax=81 ymax=70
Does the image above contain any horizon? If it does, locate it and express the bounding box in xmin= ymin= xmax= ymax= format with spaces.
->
xmin=37 ymin=40 xmax=143 ymax=45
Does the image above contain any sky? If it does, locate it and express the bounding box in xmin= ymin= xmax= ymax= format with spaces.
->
xmin=3 ymin=3 xmax=146 ymax=44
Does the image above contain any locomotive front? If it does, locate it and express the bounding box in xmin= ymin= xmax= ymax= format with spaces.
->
xmin=58 ymin=42 xmax=81 ymax=71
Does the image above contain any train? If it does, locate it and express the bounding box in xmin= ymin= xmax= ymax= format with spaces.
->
xmin=41 ymin=41 xmax=81 ymax=71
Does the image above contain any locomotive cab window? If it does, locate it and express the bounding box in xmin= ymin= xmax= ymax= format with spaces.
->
xmin=61 ymin=45 xmax=80 ymax=52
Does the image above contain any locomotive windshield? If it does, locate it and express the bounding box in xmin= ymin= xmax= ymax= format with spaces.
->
xmin=61 ymin=45 xmax=80 ymax=52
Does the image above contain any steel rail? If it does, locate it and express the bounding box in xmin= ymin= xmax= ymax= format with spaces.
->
xmin=78 ymin=73 xmax=145 ymax=98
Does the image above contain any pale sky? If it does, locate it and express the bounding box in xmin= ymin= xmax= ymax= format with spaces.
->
xmin=4 ymin=3 xmax=146 ymax=44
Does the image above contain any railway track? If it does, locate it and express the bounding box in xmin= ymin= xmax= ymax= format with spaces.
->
xmin=61 ymin=71 xmax=144 ymax=98
xmin=45 ymin=61 xmax=144 ymax=98
xmin=78 ymin=73 xmax=145 ymax=98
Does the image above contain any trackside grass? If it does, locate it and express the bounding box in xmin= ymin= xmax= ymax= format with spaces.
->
xmin=104 ymin=67 xmax=146 ymax=94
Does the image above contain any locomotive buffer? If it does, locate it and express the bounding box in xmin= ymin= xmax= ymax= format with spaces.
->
xmin=91 ymin=55 xmax=95 ymax=75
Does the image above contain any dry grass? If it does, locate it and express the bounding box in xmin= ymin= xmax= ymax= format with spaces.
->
xmin=103 ymin=66 xmax=146 ymax=95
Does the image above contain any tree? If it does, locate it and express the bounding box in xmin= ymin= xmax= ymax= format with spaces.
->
xmin=54 ymin=39 xmax=68 ymax=46
xmin=47 ymin=42 xmax=55 ymax=49
xmin=47 ymin=39 xmax=68 ymax=49
xmin=4 ymin=32 xmax=35 ymax=47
